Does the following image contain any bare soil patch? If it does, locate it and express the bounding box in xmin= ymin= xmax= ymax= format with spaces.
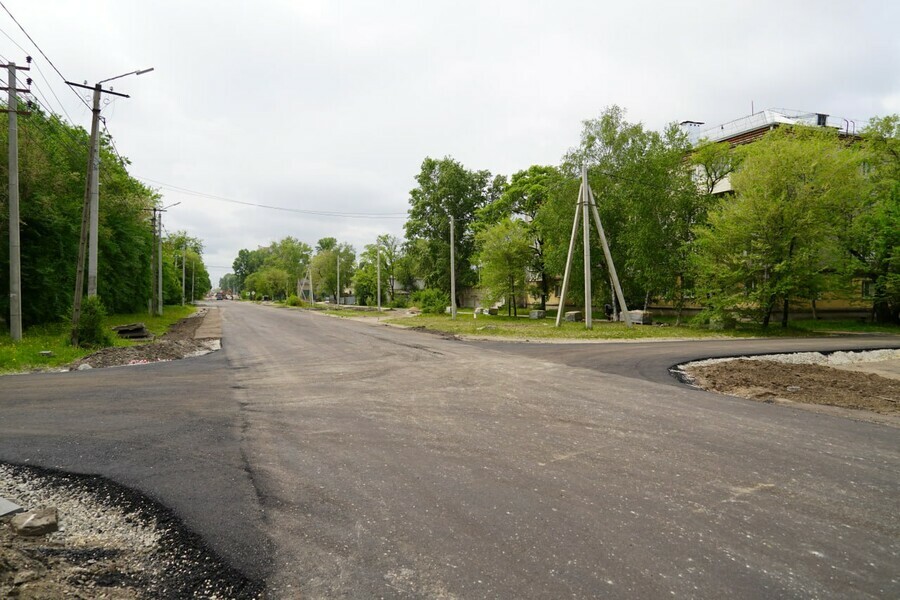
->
xmin=69 ymin=309 xmax=216 ymax=370
xmin=684 ymin=359 xmax=900 ymax=414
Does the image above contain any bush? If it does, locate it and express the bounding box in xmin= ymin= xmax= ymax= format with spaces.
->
xmin=411 ymin=289 xmax=450 ymax=314
xmin=76 ymin=295 xmax=112 ymax=348
xmin=285 ymin=294 xmax=302 ymax=307
xmin=389 ymin=296 xmax=409 ymax=309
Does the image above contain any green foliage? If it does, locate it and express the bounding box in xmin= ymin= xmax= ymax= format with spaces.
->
xmin=244 ymin=267 xmax=292 ymax=300
xmin=285 ymin=294 xmax=303 ymax=307
xmin=404 ymin=156 xmax=500 ymax=295
xmin=411 ymin=289 xmax=450 ymax=314
xmin=693 ymin=126 xmax=865 ymax=327
xmin=76 ymin=295 xmax=112 ymax=348
xmin=0 ymin=107 xmax=158 ymax=326
xmin=309 ymin=242 xmax=356 ymax=302
xmin=389 ymin=295 xmax=409 ymax=309
xmin=475 ymin=219 xmax=533 ymax=315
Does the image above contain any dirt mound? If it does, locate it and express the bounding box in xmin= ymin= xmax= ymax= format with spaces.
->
xmin=69 ymin=310 xmax=216 ymax=370
xmin=684 ymin=359 xmax=900 ymax=414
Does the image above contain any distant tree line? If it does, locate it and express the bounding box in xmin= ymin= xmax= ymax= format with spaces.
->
xmin=226 ymin=107 xmax=900 ymax=325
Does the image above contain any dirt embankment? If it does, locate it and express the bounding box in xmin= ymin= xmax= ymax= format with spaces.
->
xmin=70 ymin=309 xmax=218 ymax=370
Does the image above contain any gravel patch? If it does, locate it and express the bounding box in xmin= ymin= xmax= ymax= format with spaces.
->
xmin=0 ymin=464 xmax=264 ymax=599
xmin=681 ymin=348 xmax=900 ymax=369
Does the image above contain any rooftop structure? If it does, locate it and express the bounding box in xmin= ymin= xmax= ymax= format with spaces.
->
xmin=683 ymin=108 xmax=867 ymax=146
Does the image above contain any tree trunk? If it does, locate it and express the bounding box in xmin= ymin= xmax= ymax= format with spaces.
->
xmin=781 ymin=297 xmax=789 ymax=328
xmin=811 ymin=298 xmax=818 ymax=320
xmin=762 ymin=294 xmax=776 ymax=328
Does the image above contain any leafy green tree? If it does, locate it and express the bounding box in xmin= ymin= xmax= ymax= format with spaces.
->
xmin=404 ymin=157 xmax=498 ymax=301
xmin=476 ymin=219 xmax=533 ymax=316
xmin=244 ymin=267 xmax=291 ymax=300
xmin=840 ymin=115 xmax=900 ymax=323
xmin=219 ymin=273 xmax=239 ymax=294
xmin=310 ymin=242 xmax=355 ymax=303
xmin=0 ymin=105 xmax=157 ymax=327
xmin=232 ymin=248 xmax=267 ymax=289
xmin=693 ymin=126 xmax=864 ymax=327
xmin=480 ymin=165 xmax=564 ymax=310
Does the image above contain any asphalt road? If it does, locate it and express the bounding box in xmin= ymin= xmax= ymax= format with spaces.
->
xmin=1 ymin=302 xmax=898 ymax=599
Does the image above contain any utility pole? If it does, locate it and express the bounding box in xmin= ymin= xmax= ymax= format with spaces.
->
xmin=2 ymin=59 xmax=30 ymax=341
xmin=191 ymin=260 xmax=195 ymax=304
xmin=157 ymin=212 xmax=163 ymax=315
xmin=308 ymin=265 xmax=314 ymax=303
xmin=67 ymin=68 xmax=153 ymax=301
xmin=336 ymin=253 xmax=340 ymax=306
xmin=149 ymin=208 xmax=157 ymax=315
xmin=555 ymin=166 xmax=631 ymax=328
xmin=377 ymin=244 xmax=382 ymax=311
xmin=181 ymin=242 xmax=186 ymax=306
xmin=450 ymin=215 xmax=457 ymax=320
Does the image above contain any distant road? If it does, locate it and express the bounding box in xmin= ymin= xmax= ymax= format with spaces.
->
xmin=1 ymin=302 xmax=898 ymax=598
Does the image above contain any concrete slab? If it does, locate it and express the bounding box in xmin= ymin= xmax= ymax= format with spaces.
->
xmin=0 ymin=496 xmax=24 ymax=517
xmin=194 ymin=307 xmax=222 ymax=340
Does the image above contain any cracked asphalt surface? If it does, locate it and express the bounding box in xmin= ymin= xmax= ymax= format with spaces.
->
xmin=1 ymin=302 xmax=898 ymax=598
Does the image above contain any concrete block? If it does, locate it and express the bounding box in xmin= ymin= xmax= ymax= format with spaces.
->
xmin=11 ymin=508 xmax=58 ymax=536
xmin=529 ymin=310 xmax=546 ymax=319
xmin=0 ymin=496 xmax=24 ymax=518
xmin=564 ymin=311 xmax=583 ymax=322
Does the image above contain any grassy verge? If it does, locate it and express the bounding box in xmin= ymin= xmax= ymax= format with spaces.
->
xmin=0 ymin=305 xmax=196 ymax=373
xmin=383 ymin=313 xmax=900 ymax=341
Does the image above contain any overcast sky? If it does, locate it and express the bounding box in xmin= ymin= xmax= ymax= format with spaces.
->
xmin=5 ymin=1 xmax=899 ymax=286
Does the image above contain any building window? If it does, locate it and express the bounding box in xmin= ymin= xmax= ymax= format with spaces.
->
xmin=862 ymin=280 xmax=874 ymax=298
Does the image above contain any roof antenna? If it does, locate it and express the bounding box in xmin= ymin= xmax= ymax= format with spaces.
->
xmin=751 ymin=100 xmax=754 ymax=114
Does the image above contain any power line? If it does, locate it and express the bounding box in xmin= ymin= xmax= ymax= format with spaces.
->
xmin=134 ymin=176 xmax=409 ymax=219
xmin=0 ymin=1 xmax=90 ymax=110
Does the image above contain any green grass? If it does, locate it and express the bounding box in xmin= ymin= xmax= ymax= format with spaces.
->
xmin=788 ymin=318 xmax=900 ymax=334
xmin=382 ymin=313 xmax=881 ymax=340
xmin=0 ymin=305 xmax=196 ymax=374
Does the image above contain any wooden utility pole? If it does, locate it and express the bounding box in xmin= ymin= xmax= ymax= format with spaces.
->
xmin=2 ymin=60 xmax=30 ymax=341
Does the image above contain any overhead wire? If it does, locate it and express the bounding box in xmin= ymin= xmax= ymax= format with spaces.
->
xmin=0 ymin=1 xmax=90 ymax=110
xmin=134 ymin=176 xmax=409 ymax=219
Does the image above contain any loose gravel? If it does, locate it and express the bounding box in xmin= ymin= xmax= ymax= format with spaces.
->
xmin=680 ymin=348 xmax=900 ymax=369
xmin=0 ymin=464 xmax=265 ymax=599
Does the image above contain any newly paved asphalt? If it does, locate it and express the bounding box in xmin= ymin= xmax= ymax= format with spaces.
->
xmin=1 ymin=302 xmax=898 ymax=599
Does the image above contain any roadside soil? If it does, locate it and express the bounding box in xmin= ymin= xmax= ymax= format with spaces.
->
xmin=69 ymin=309 xmax=215 ymax=370
xmin=684 ymin=359 xmax=900 ymax=414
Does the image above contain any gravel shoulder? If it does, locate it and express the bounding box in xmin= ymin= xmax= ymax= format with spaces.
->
xmin=0 ymin=464 xmax=264 ymax=599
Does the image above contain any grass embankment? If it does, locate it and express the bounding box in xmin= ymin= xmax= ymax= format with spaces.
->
xmin=386 ymin=312 xmax=900 ymax=341
xmin=0 ymin=305 xmax=196 ymax=373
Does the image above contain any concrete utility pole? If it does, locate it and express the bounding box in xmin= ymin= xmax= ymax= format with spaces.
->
xmin=181 ymin=243 xmax=186 ymax=306
xmin=149 ymin=209 xmax=157 ymax=315
xmin=336 ymin=253 xmax=340 ymax=305
xmin=308 ymin=265 xmax=314 ymax=303
xmin=3 ymin=60 xmax=30 ymax=341
xmin=555 ymin=166 xmax=631 ymax=328
xmin=377 ymin=244 xmax=382 ymax=311
xmin=450 ymin=216 xmax=457 ymax=320
xmin=67 ymin=69 xmax=153 ymax=300
xmin=157 ymin=212 xmax=163 ymax=316
xmin=191 ymin=260 xmax=195 ymax=304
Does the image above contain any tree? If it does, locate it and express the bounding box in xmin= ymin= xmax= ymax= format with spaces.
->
xmin=476 ymin=219 xmax=533 ymax=316
xmin=0 ymin=105 xmax=158 ymax=327
xmin=480 ymin=165 xmax=564 ymax=310
xmin=840 ymin=115 xmax=900 ymax=323
xmin=219 ymin=273 xmax=239 ymax=294
xmin=310 ymin=242 xmax=356 ymax=303
xmin=693 ymin=126 xmax=863 ymax=327
xmin=404 ymin=157 xmax=497 ymax=301
xmin=244 ymin=267 xmax=291 ymax=300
